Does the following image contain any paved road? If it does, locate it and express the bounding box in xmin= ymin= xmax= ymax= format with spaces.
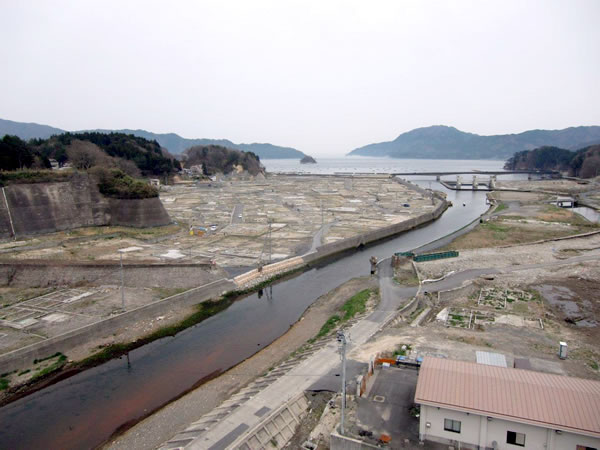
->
xmin=308 ymin=221 xmax=336 ymax=253
xmin=231 ymin=204 xmax=244 ymax=224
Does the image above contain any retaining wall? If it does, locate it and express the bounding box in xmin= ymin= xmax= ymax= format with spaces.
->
xmin=0 ymin=259 xmax=225 ymax=288
xmin=0 ymin=173 xmax=171 ymax=239
xmin=0 ymin=278 xmax=235 ymax=372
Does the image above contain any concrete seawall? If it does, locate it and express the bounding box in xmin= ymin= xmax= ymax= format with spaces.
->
xmin=0 ymin=278 xmax=236 ymax=372
xmin=303 ymin=199 xmax=449 ymax=264
xmin=0 ymin=173 xmax=170 ymax=239
xmin=0 ymin=259 xmax=225 ymax=289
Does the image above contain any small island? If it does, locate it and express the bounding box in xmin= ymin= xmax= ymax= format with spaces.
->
xmin=300 ymin=155 xmax=317 ymax=164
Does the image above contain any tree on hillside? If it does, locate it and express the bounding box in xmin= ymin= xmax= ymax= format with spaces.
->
xmin=66 ymin=140 xmax=111 ymax=170
xmin=0 ymin=135 xmax=34 ymax=170
xmin=184 ymin=145 xmax=262 ymax=175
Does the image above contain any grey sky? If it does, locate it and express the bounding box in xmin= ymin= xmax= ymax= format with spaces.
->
xmin=1 ymin=0 xmax=598 ymax=156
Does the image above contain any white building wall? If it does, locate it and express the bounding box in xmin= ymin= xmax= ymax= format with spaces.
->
xmin=486 ymin=416 xmax=547 ymax=450
xmin=420 ymin=405 xmax=482 ymax=449
xmin=419 ymin=405 xmax=600 ymax=450
xmin=554 ymin=430 xmax=600 ymax=450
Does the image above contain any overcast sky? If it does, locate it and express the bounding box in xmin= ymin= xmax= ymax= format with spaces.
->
xmin=1 ymin=0 xmax=598 ymax=156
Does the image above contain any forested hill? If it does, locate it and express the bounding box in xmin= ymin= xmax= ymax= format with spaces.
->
xmin=0 ymin=132 xmax=180 ymax=176
xmin=0 ymin=119 xmax=305 ymax=159
xmin=348 ymin=125 xmax=600 ymax=159
xmin=183 ymin=145 xmax=263 ymax=176
xmin=98 ymin=129 xmax=306 ymax=159
xmin=504 ymin=145 xmax=600 ymax=178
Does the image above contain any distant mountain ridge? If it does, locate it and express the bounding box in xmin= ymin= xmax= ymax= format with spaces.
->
xmin=348 ymin=125 xmax=600 ymax=160
xmin=0 ymin=118 xmax=305 ymax=159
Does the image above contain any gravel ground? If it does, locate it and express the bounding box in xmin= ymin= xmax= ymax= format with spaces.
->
xmin=417 ymin=232 xmax=600 ymax=280
xmin=104 ymin=276 xmax=378 ymax=450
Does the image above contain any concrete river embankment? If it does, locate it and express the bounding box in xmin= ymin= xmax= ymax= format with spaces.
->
xmin=0 ymin=182 xmax=489 ymax=450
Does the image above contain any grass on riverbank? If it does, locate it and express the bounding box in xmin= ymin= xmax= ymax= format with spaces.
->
xmin=316 ymin=289 xmax=374 ymax=338
xmin=78 ymin=296 xmax=234 ymax=368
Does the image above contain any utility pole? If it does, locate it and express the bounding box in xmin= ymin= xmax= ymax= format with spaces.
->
xmin=337 ymin=330 xmax=347 ymax=435
xmin=320 ymin=199 xmax=324 ymax=226
xmin=267 ymin=219 xmax=272 ymax=264
xmin=120 ymin=251 xmax=125 ymax=309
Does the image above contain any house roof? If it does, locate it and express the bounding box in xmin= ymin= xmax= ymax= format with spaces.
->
xmin=415 ymin=357 xmax=600 ymax=438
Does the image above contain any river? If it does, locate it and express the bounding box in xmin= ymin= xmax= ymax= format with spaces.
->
xmin=0 ymin=159 xmax=507 ymax=449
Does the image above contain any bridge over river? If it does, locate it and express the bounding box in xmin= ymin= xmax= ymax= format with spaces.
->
xmin=390 ymin=170 xmax=557 ymax=176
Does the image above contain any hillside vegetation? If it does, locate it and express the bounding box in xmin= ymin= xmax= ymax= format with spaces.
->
xmin=348 ymin=125 xmax=600 ymax=160
xmin=1 ymin=132 xmax=180 ymax=176
xmin=505 ymin=145 xmax=600 ymax=178
xmin=183 ymin=145 xmax=263 ymax=175
xmin=1 ymin=118 xmax=305 ymax=159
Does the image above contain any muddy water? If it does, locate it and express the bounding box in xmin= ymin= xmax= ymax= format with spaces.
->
xmin=0 ymin=183 xmax=489 ymax=450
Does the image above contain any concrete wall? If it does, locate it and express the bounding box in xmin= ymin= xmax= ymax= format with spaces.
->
xmin=303 ymin=199 xmax=448 ymax=265
xmin=0 ymin=278 xmax=235 ymax=372
xmin=107 ymin=197 xmax=170 ymax=227
xmin=230 ymin=392 xmax=309 ymax=449
xmin=0 ymin=174 xmax=170 ymax=239
xmin=0 ymin=259 xmax=225 ymax=289
xmin=419 ymin=405 xmax=600 ymax=450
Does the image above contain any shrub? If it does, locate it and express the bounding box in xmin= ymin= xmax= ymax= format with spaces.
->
xmin=90 ymin=167 xmax=158 ymax=199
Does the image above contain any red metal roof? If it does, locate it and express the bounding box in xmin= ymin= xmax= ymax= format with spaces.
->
xmin=415 ymin=357 xmax=600 ymax=438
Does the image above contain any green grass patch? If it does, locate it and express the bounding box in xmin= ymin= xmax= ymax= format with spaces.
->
xmin=316 ymin=315 xmax=341 ymax=338
xmin=0 ymin=378 xmax=9 ymax=391
xmin=495 ymin=202 xmax=508 ymax=213
xmin=31 ymin=354 xmax=67 ymax=382
xmin=481 ymin=222 xmax=510 ymax=233
xmin=33 ymin=351 xmax=64 ymax=365
xmin=590 ymin=361 xmax=599 ymax=371
xmin=340 ymin=289 xmax=371 ymax=320
xmin=315 ymin=289 xmax=375 ymax=339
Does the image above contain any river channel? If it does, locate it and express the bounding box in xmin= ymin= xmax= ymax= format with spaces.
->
xmin=0 ymin=181 xmax=490 ymax=449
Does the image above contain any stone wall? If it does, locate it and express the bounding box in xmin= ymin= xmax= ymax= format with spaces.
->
xmin=0 ymin=173 xmax=170 ymax=239
xmin=0 ymin=260 xmax=226 ymax=289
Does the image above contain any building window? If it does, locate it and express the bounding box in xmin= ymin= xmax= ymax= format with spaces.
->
xmin=507 ymin=431 xmax=526 ymax=446
xmin=444 ymin=419 xmax=461 ymax=433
